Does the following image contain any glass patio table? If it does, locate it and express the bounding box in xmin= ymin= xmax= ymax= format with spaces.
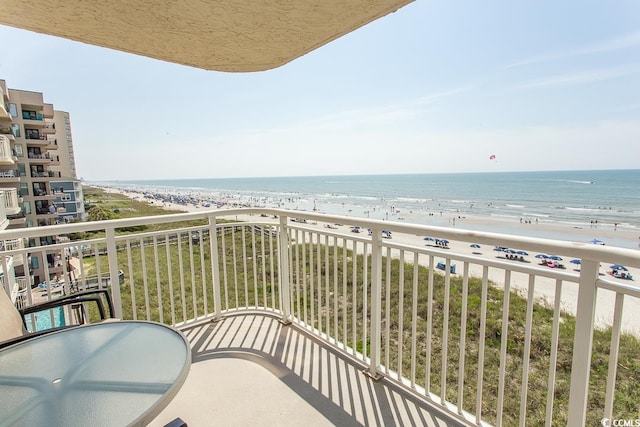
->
xmin=0 ymin=321 xmax=191 ymax=426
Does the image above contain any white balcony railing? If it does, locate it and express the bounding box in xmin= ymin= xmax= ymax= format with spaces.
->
xmin=0 ymin=135 xmax=14 ymax=164
xmin=2 ymin=188 xmax=20 ymax=215
xmin=0 ymin=208 xmax=638 ymax=426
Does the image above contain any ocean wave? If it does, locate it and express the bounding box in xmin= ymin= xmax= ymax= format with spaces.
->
xmin=506 ymin=204 xmax=525 ymax=208
xmin=565 ymin=207 xmax=597 ymax=212
xmin=396 ymin=197 xmax=432 ymax=203
xmin=522 ymin=212 xmax=550 ymax=218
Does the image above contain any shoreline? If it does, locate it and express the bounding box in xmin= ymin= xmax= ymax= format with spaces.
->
xmin=94 ymin=184 xmax=640 ymax=335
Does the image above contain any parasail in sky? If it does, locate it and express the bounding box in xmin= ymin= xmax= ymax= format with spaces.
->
xmin=489 ymin=154 xmax=496 ymax=160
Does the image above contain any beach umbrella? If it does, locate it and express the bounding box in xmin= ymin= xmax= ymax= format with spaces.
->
xmin=504 ymin=249 xmax=516 ymax=254
xmin=549 ymin=255 xmax=563 ymax=261
xmin=610 ymin=264 xmax=628 ymax=271
xmin=493 ymin=247 xmax=504 ymax=252
xmin=516 ymin=250 xmax=528 ymax=256
xmin=535 ymin=254 xmax=549 ymax=259
xmin=570 ymin=259 xmax=581 ymax=265
xmin=470 ymin=243 xmax=481 ymax=248
xmin=423 ymin=237 xmax=434 ymax=241
xmin=590 ymin=238 xmax=604 ymax=244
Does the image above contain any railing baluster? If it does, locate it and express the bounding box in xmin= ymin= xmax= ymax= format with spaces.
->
xmin=411 ymin=253 xmax=419 ymax=387
xmin=269 ymin=227 xmax=275 ymax=310
xmin=153 ymin=236 xmax=163 ymax=324
xmin=251 ymin=226 xmax=258 ymax=307
xmin=261 ymin=226 xmax=267 ymax=308
xmin=141 ymin=238 xmax=151 ymax=320
xmin=342 ymin=238 xmax=348 ymax=348
xmin=177 ymin=233 xmax=186 ymax=322
xmin=441 ymin=258 xmax=451 ymax=403
xmin=385 ymin=247 xmax=391 ymax=374
xmin=221 ymin=225 xmax=229 ymax=312
xmin=316 ymin=233 xmax=322 ymax=334
xmin=302 ymin=232 xmax=307 ymax=325
xmin=567 ymin=259 xmax=600 ymax=427
xmin=165 ymin=233 xmax=175 ymax=325
xmin=362 ymin=242 xmax=368 ymax=358
xmin=241 ymin=226 xmax=249 ymax=308
xmin=126 ymin=241 xmax=137 ymax=320
xmin=231 ymin=225 xmax=239 ymax=309
xmin=425 ymin=255 xmax=434 ymax=391
xmin=368 ymin=228 xmax=383 ymax=379
xmin=277 ymin=215 xmax=291 ymax=322
xmin=496 ymin=270 xmax=512 ymax=426
xmin=199 ymin=230 xmax=207 ymax=315
xmin=325 ymin=235 xmax=330 ymax=336
xmin=209 ymin=217 xmax=222 ymax=319
xmin=475 ymin=266 xmax=489 ymax=424
xmin=519 ymin=274 xmax=537 ymax=427
xmin=352 ymin=240 xmax=358 ymax=355
xmin=457 ymin=262 xmax=470 ymax=412
xmin=545 ymin=279 xmax=563 ymax=427
xmin=397 ymin=250 xmax=405 ymax=377
xmin=333 ymin=237 xmax=338 ymax=341
xmin=604 ymin=292 xmax=624 ymax=421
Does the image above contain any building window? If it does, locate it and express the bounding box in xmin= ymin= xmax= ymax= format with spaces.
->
xmin=25 ymin=220 xmax=33 ymax=228
xmin=31 ymin=256 xmax=39 ymax=270
xmin=19 ymin=183 xmax=28 ymax=197
xmin=25 ymin=128 xmax=40 ymax=139
xmin=8 ymin=103 xmax=17 ymax=118
xmin=10 ymin=124 xmax=20 ymax=138
xmin=17 ymin=163 xmax=25 ymax=177
xmin=14 ymin=144 xmax=23 ymax=158
xmin=23 ymin=201 xmax=31 ymax=215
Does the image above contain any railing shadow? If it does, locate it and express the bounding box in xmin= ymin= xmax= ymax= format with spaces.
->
xmin=153 ymin=311 xmax=465 ymax=426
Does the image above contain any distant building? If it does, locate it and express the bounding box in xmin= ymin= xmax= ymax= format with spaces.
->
xmin=0 ymin=78 xmax=83 ymax=285
xmin=52 ymin=179 xmax=85 ymax=223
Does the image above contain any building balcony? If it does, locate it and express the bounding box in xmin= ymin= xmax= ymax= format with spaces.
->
xmin=2 ymin=188 xmax=20 ymax=215
xmin=0 ymin=135 xmax=15 ymax=165
xmin=0 ymin=128 xmax=15 ymax=141
xmin=0 ymin=169 xmax=20 ymax=183
xmin=0 ymin=103 xmax=10 ymax=120
xmin=1 ymin=209 xmax=639 ymax=426
xmin=45 ymin=139 xmax=58 ymax=150
xmin=27 ymin=151 xmax=53 ymax=163
xmin=1 ymin=238 xmax=24 ymax=267
xmin=6 ymin=210 xmax=25 ymax=226
xmin=42 ymin=120 xmax=56 ymax=134
xmin=30 ymin=170 xmax=61 ymax=179
xmin=24 ymin=133 xmax=48 ymax=144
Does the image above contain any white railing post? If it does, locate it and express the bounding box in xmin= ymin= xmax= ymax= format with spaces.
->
xmin=105 ymin=227 xmax=123 ymax=318
xmin=278 ymin=214 xmax=292 ymax=323
xmin=567 ymin=259 xmax=600 ymax=427
xmin=367 ymin=227 xmax=383 ymax=379
xmin=208 ymin=215 xmax=222 ymax=320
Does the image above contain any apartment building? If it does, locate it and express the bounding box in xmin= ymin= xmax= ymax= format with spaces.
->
xmin=0 ymin=79 xmax=81 ymax=285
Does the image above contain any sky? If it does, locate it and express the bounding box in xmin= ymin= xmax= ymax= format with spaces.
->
xmin=0 ymin=1 xmax=639 ymax=181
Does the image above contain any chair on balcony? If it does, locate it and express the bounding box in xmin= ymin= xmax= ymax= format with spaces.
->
xmin=0 ymin=288 xmax=116 ymax=349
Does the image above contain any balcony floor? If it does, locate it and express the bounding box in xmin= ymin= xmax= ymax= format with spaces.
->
xmin=150 ymin=312 xmax=462 ymax=427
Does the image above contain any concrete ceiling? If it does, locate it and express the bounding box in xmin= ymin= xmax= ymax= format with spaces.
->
xmin=0 ymin=0 xmax=413 ymax=72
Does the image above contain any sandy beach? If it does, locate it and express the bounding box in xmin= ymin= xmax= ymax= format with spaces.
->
xmin=98 ymin=185 xmax=640 ymax=335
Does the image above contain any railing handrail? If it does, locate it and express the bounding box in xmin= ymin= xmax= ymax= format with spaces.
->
xmin=0 ymin=207 xmax=637 ymax=267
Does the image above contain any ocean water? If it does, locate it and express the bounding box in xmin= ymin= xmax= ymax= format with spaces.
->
xmin=99 ymin=169 xmax=640 ymax=247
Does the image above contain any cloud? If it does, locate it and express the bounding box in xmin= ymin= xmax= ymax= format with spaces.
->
xmin=505 ymin=31 xmax=640 ymax=69
xmin=515 ymin=64 xmax=640 ymax=89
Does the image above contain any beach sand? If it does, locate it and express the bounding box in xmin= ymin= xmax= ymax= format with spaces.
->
xmin=100 ymin=186 xmax=640 ymax=335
